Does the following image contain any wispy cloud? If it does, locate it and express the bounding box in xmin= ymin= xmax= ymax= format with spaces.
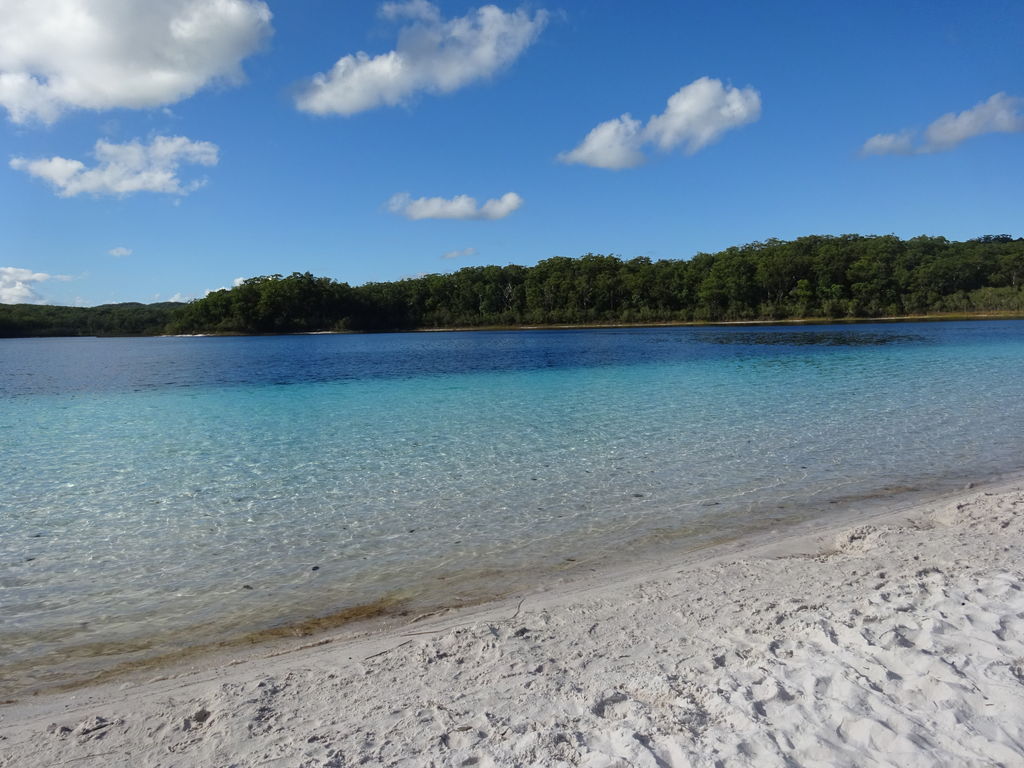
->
xmin=442 ymin=247 xmax=478 ymax=259
xmin=108 ymin=246 xmax=133 ymax=257
xmin=295 ymin=1 xmax=547 ymax=116
xmin=862 ymin=92 xmax=1024 ymax=156
xmin=11 ymin=135 xmax=219 ymax=198
xmin=0 ymin=0 xmax=272 ymax=124
xmin=861 ymin=132 xmax=915 ymax=156
xmin=388 ymin=192 xmax=522 ymax=220
xmin=0 ymin=266 xmax=71 ymax=304
xmin=559 ymin=77 xmax=761 ymax=170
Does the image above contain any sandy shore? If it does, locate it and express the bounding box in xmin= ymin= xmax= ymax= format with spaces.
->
xmin=2 ymin=479 xmax=1023 ymax=767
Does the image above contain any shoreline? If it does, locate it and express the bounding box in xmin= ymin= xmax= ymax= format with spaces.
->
xmin=181 ymin=311 xmax=1024 ymax=338
xmin=2 ymin=472 xmax=1007 ymax=703
xmin=3 ymin=476 xmax=1022 ymax=766
xmin=410 ymin=311 xmax=1024 ymax=334
xmin=4 ymin=311 xmax=1023 ymax=340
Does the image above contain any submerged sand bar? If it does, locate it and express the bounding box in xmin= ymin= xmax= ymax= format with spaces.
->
xmin=2 ymin=479 xmax=1023 ymax=767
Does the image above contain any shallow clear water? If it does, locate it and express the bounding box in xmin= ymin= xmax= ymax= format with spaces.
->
xmin=2 ymin=321 xmax=1023 ymax=693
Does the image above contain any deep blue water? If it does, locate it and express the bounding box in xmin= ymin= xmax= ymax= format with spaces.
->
xmin=2 ymin=321 xmax=1023 ymax=693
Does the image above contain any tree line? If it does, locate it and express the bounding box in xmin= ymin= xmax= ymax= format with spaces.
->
xmin=0 ymin=302 xmax=183 ymax=338
xmin=169 ymin=233 xmax=1024 ymax=333
xmin=2 ymin=234 xmax=1022 ymax=337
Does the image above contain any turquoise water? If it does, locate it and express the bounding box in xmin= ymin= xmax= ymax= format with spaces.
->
xmin=2 ymin=322 xmax=1023 ymax=694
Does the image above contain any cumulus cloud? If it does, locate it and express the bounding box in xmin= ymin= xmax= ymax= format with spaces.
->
xmin=388 ymin=191 xmax=522 ymax=220
xmin=558 ymin=114 xmax=645 ymax=170
xmin=0 ymin=266 xmax=70 ymax=304
xmin=0 ymin=0 xmax=272 ymax=124
xmin=862 ymin=92 xmax=1024 ymax=156
xmin=442 ymin=247 xmax=478 ymax=259
xmin=295 ymin=1 xmax=547 ymax=116
xmin=644 ymin=78 xmax=762 ymax=153
xmin=559 ymin=77 xmax=761 ymax=170
xmin=11 ymin=135 xmax=219 ymax=197
xmin=109 ymin=246 xmax=133 ymax=257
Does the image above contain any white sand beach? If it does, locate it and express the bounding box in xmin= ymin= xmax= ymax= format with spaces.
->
xmin=2 ymin=479 xmax=1023 ymax=767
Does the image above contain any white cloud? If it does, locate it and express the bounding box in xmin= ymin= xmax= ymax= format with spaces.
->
xmin=232 ymin=276 xmax=245 ymax=286
xmin=388 ymin=191 xmax=522 ymax=220
xmin=924 ymin=92 xmax=1024 ymax=151
xmin=861 ymin=131 xmax=915 ymax=156
xmin=442 ymin=247 xmax=478 ymax=259
xmin=862 ymin=92 xmax=1024 ymax=156
xmin=11 ymin=135 xmax=219 ymax=197
xmin=644 ymin=77 xmax=762 ymax=154
xmin=557 ymin=114 xmax=645 ymax=170
xmin=168 ymin=292 xmax=190 ymax=302
xmin=380 ymin=0 xmax=440 ymax=22
xmin=559 ymin=77 xmax=761 ymax=170
xmin=0 ymin=0 xmax=272 ymax=124
xmin=295 ymin=1 xmax=547 ymax=116
xmin=109 ymin=246 xmax=133 ymax=257
xmin=0 ymin=266 xmax=70 ymax=304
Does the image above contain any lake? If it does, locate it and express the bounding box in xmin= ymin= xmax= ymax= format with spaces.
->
xmin=2 ymin=321 xmax=1023 ymax=695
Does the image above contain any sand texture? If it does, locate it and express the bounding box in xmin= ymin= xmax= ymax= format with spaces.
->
xmin=2 ymin=482 xmax=1023 ymax=767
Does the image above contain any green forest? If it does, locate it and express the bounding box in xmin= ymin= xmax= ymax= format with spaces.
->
xmin=3 ymin=234 xmax=1023 ymax=337
xmin=0 ymin=301 xmax=184 ymax=338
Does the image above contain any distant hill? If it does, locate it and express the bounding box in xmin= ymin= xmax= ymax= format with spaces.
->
xmin=0 ymin=301 xmax=184 ymax=337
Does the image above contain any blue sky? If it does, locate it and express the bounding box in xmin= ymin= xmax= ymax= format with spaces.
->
xmin=2 ymin=0 xmax=1022 ymax=306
